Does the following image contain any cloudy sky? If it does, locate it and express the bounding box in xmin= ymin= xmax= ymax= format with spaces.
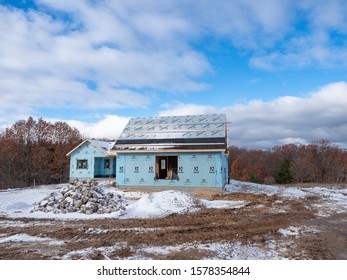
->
xmin=1 ymin=0 xmax=347 ymax=149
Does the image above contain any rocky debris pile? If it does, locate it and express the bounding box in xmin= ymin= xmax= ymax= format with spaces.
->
xmin=69 ymin=178 xmax=117 ymax=188
xmin=31 ymin=180 xmax=127 ymax=214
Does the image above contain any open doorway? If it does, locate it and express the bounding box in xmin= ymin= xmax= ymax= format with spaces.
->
xmin=155 ymin=156 xmax=178 ymax=180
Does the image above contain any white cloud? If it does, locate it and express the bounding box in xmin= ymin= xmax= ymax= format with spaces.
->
xmin=177 ymin=0 xmax=295 ymax=49
xmin=250 ymin=1 xmax=347 ymax=70
xmin=1 ymin=0 xmax=347 ymax=129
xmin=66 ymin=115 xmax=130 ymax=140
xmin=250 ymin=41 xmax=347 ymax=70
xmin=159 ymin=102 xmax=218 ymax=116
xmin=0 ymin=2 xmax=211 ymax=125
xmin=159 ymin=82 xmax=347 ymax=149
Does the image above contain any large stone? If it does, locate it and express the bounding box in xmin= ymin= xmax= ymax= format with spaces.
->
xmin=40 ymin=200 xmax=49 ymax=207
xmin=47 ymin=201 xmax=55 ymax=207
xmin=74 ymin=199 xmax=83 ymax=208
xmin=63 ymin=190 xmax=73 ymax=198
xmin=82 ymin=190 xmax=92 ymax=197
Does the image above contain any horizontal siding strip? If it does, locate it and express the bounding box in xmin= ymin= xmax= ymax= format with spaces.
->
xmin=113 ymin=144 xmax=226 ymax=151
xmin=114 ymin=149 xmax=226 ymax=153
xmin=114 ymin=137 xmax=226 ymax=145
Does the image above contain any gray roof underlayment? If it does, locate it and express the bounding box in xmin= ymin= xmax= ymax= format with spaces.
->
xmin=112 ymin=114 xmax=227 ymax=152
xmin=66 ymin=139 xmax=116 ymax=156
xmin=90 ymin=139 xmax=116 ymax=153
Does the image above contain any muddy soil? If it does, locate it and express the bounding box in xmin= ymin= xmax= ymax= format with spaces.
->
xmin=0 ymin=190 xmax=346 ymax=260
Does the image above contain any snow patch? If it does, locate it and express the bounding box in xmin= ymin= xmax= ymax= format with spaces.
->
xmin=202 ymin=199 xmax=246 ymax=209
xmin=278 ymin=226 xmax=301 ymax=237
xmin=139 ymin=242 xmax=280 ymax=260
xmin=61 ymin=243 xmax=127 ymax=260
xmin=278 ymin=226 xmax=319 ymax=237
xmin=203 ymin=242 xmax=280 ymax=260
xmin=226 ymin=180 xmax=307 ymax=198
xmin=6 ymin=202 xmax=31 ymax=211
xmin=85 ymin=227 xmax=160 ymax=234
xmin=0 ymin=220 xmax=53 ymax=228
xmin=0 ymin=233 xmax=63 ymax=245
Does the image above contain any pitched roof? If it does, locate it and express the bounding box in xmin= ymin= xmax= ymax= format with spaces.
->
xmin=66 ymin=139 xmax=116 ymax=156
xmin=90 ymin=139 xmax=116 ymax=153
xmin=112 ymin=114 xmax=227 ymax=152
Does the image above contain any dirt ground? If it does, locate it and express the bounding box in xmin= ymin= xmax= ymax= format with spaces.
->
xmin=0 ymin=187 xmax=346 ymax=260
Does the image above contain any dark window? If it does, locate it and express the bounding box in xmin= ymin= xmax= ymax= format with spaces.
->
xmin=104 ymin=159 xmax=110 ymax=169
xmin=77 ymin=159 xmax=88 ymax=169
xmin=155 ymin=156 xmax=178 ymax=180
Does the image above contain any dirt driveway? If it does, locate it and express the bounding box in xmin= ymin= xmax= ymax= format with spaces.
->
xmin=0 ymin=188 xmax=346 ymax=260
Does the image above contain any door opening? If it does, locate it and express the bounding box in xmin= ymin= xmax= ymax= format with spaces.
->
xmin=155 ymin=156 xmax=178 ymax=180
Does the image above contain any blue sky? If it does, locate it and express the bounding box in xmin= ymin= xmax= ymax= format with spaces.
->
xmin=1 ymin=0 xmax=347 ymax=148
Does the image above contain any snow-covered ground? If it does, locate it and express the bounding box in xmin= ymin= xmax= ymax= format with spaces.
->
xmin=58 ymin=241 xmax=280 ymax=260
xmin=227 ymin=179 xmax=347 ymax=216
xmin=0 ymin=180 xmax=346 ymax=260
xmin=0 ymin=180 xmax=346 ymax=219
xmin=0 ymin=183 xmax=246 ymax=220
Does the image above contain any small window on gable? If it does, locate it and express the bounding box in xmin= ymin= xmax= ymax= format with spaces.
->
xmin=77 ymin=159 xmax=88 ymax=169
xmin=104 ymin=159 xmax=110 ymax=169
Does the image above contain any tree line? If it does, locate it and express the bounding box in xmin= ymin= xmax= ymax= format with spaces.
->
xmin=1 ymin=117 xmax=346 ymax=189
xmin=0 ymin=117 xmax=82 ymax=189
xmin=228 ymin=140 xmax=347 ymax=184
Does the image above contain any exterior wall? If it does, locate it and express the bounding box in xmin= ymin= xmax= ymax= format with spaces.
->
xmin=69 ymin=142 xmax=115 ymax=179
xmin=116 ymin=152 xmax=228 ymax=188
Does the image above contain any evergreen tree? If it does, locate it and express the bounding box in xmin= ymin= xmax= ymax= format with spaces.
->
xmin=275 ymin=159 xmax=294 ymax=184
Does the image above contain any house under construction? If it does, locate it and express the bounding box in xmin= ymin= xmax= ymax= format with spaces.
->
xmin=113 ymin=114 xmax=228 ymax=188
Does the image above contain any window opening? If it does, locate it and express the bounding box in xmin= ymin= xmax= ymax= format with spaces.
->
xmin=155 ymin=156 xmax=178 ymax=180
xmin=77 ymin=159 xmax=88 ymax=169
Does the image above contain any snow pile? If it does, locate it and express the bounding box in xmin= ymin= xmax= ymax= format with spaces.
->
xmin=31 ymin=181 xmax=128 ymax=215
xmin=124 ymin=190 xmax=204 ymax=218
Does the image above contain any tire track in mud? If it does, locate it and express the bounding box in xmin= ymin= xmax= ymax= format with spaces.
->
xmin=0 ymin=192 xmax=322 ymax=259
xmin=5 ymin=188 xmax=347 ymax=260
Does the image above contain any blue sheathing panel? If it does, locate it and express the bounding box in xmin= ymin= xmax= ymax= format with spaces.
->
xmin=69 ymin=141 xmax=115 ymax=179
xmin=116 ymin=154 xmax=126 ymax=185
xmin=222 ymin=153 xmax=228 ymax=185
xmin=116 ymin=152 xmax=228 ymax=188
xmin=95 ymin=158 xmax=116 ymax=177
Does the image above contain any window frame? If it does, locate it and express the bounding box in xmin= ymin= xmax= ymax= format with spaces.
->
xmin=76 ymin=159 xmax=88 ymax=169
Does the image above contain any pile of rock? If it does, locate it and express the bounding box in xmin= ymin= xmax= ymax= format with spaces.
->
xmin=31 ymin=180 xmax=127 ymax=215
